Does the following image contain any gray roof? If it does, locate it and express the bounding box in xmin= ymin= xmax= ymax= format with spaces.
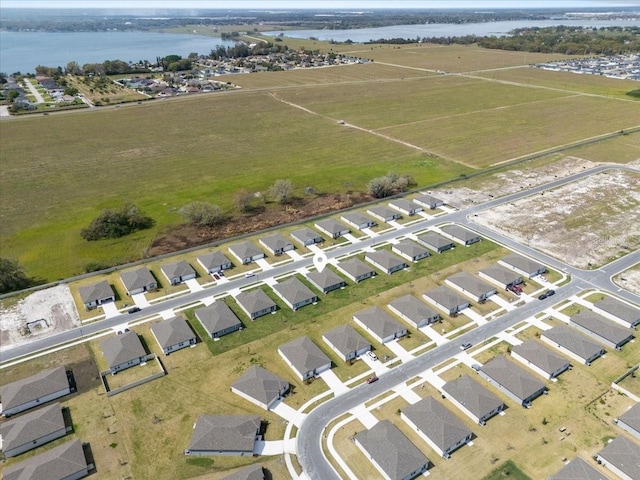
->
xmin=543 ymin=325 xmax=606 ymax=360
xmin=446 ymin=271 xmax=496 ymax=297
xmin=195 ymin=302 xmax=242 ymax=334
xmin=480 ymin=355 xmax=546 ymax=402
xmin=229 ymin=241 xmax=263 ymax=259
xmin=161 ymin=260 xmax=195 ymax=279
xmin=414 ymin=193 xmax=443 ymax=208
xmin=354 ymin=306 xmax=406 ymax=339
xmin=150 ymin=317 xmax=196 ymax=349
xmin=315 ymin=218 xmax=349 ymax=236
xmin=548 ymin=457 xmax=607 ymax=480
xmin=596 ymin=436 xmax=640 ymax=480
xmin=355 ymin=420 xmax=430 ymax=480
xmin=442 ymin=374 xmax=505 ymax=420
xmin=570 ymin=311 xmax=634 ymax=346
xmin=500 ymin=253 xmax=545 ymax=274
xmin=3 ymin=439 xmax=87 ymax=480
xmin=232 ymin=365 xmax=289 ymax=407
xmin=392 ymin=240 xmax=429 ymax=259
xmin=197 ymin=251 xmax=232 ymax=270
xmin=272 ymin=277 xmax=317 ymax=306
xmin=100 ymin=331 xmax=146 ymax=369
xmin=78 ymin=280 xmax=114 ymax=304
xmin=337 ymin=258 xmax=375 ymax=279
xmin=120 ymin=266 xmax=156 ymax=291
xmin=389 ymin=198 xmax=419 ymax=212
xmin=511 ymin=339 xmax=570 ymax=376
xmin=259 ymin=233 xmax=293 ymax=252
xmin=323 ymin=324 xmax=371 ymax=357
xmin=306 ymin=269 xmax=345 ymax=291
xmin=188 ymin=415 xmax=261 ymax=452
xmin=423 ymin=286 xmax=469 ymax=310
xmin=235 ymin=289 xmax=277 ymax=316
xmin=0 ymin=402 xmax=65 ymax=453
xmin=417 ymin=232 xmax=454 ymax=249
xmin=278 ymin=336 xmax=331 ymax=375
xmin=342 ymin=212 xmax=376 ymax=227
xmin=365 ymin=250 xmax=407 ymax=271
xmin=0 ymin=366 xmax=69 ymax=411
xmin=441 ymin=224 xmax=480 ymax=242
xmin=291 ymin=227 xmax=323 ymax=244
xmin=402 ymin=396 xmax=472 ymax=454
xmin=222 ymin=464 xmax=265 ymax=480
xmin=619 ymin=402 xmax=640 ymax=433
xmin=594 ymin=297 xmax=640 ymax=327
xmin=479 ymin=265 xmax=522 ymax=285
xmin=388 ymin=294 xmax=439 ymax=326
xmin=368 ymin=205 xmax=400 ymax=221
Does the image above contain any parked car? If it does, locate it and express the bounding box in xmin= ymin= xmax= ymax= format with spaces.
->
xmin=367 ymin=351 xmax=378 ymax=361
xmin=128 ymin=306 xmax=141 ymax=314
xmin=460 ymin=342 xmax=472 ymax=350
xmin=366 ymin=375 xmax=378 ymax=384
xmin=538 ymin=292 xmax=548 ymax=300
xmin=546 ymin=289 xmax=556 ymax=297
xmin=245 ymin=272 xmax=255 ymax=278
xmin=213 ymin=273 xmax=220 ymax=280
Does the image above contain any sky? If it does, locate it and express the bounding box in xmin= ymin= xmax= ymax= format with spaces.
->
xmin=2 ymin=0 xmax=639 ymax=9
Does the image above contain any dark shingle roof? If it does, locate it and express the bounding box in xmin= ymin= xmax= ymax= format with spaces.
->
xmin=354 ymin=306 xmax=406 ymax=340
xmin=511 ymin=339 xmax=570 ymax=376
xmin=596 ymin=436 xmax=640 ymax=480
xmin=548 ymin=457 xmax=607 ymax=480
xmin=337 ymin=258 xmax=375 ymax=279
xmin=99 ymin=331 xmax=146 ymax=369
xmin=195 ymin=302 xmax=242 ymax=334
xmin=3 ymin=439 xmax=87 ymax=480
xmin=570 ymin=311 xmax=633 ymax=346
xmin=272 ymin=278 xmax=317 ymax=306
xmin=594 ymin=297 xmax=640 ymax=327
xmin=423 ymin=286 xmax=468 ymax=311
xmin=161 ymin=260 xmax=195 ymax=279
xmin=315 ymin=219 xmax=349 ymax=236
xmin=197 ymin=251 xmax=232 ymax=270
xmin=306 ymin=269 xmax=345 ymax=291
xmin=150 ymin=317 xmax=196 ymax=349
xmin=0 ymin=402 xmax=65 ymax=453
xmin=542 ymin=325 xmax=605 ymax=361
xmin=259 ymin=234 xmax=293 ymax=252
xmin=229 ymin=241 xmax=262 ymax=259
xmin=618 ymin=402 xmax=640 ymax=434
xmin=441 ymin=224 xmax=480 ymax=242
xmin=500 ymin=253 xmax=545 ymax=274
xmin=365 ymin=250 xmax=407 ymax=271
xmin=188 ymin=415 xmax=261 ymax=453
xmin=392 ymin=240 xmax=429 ymax=259
xmin=119 ymin=266 xmax=155 ymax=292
xmin=78 ymin=280 xmax=114 ymax=304
xmin=0 ymin=366 xmax=69 ymax=412
xmin=479 ymin=265 xmax=522 ymax=286
xmin=231 ymin=366 xmax=289 ymax=407
xmin=235 ymin=289 xmax=276 ymax=316
xmin=446 ymin=271 xmax=495 ymax=298
xmin=290 ymin=227 xmax=322 ymax=244
xmin=417 ymin=232 xmax=454 ymax=249
xmin=221 ymin=464 xmax=265 ymax=480
xmin=388 ymin=294 xmax=438 ymax=326
xmin=442 ymin=374 xmax=504 ymax=421
xmin=278 ymin=336 xmax=331 ymax=375
xmin=323 ymin=324 xmax=371 ymax=357
xmin=480 ymin=355 xmax=546 ymax=403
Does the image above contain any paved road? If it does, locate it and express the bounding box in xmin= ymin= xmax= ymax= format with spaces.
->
xmin=23 ymin=79 xmax=45 ymax=104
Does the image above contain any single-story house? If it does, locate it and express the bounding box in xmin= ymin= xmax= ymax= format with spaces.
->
xmin=197 ymin=251 xmax=233 ymax=274
xmin=314 ymin=219 xmax=350 ymax=239
xmin=570 ymin=311 xmax=634 ymax=350
xmin=221 ymin=464 xmax=266 ymax=480
xmin=423 ymin=287 xmax=470 ymax=315
xmin=442 ymin=374 xmax=505 ymax=425
xmin=120 ymin=266 xmax=158 ymax=295
xmin=150 ymin=316 xmax=197 ymax=355
xmin=161 ymin=260 xmax=196 ymax=285
xmin=0 ymin=402 xmax=68 ymax=458
xmin=541 ymin=326 xmax=606 ymax=366
xmin=401 ymin=396 xmax=473 ymax=458
xmin=389 ymin=198 xmax=422 ymax=216
xmin=235 ymin=289 xmax=277 ymax=320
xmin=336 ymin=258 xmax=376 ymax=283
xmin=278 ymin=336 xmax=332 ymax=381
xmin=353 ymin=306 xmax=407 ymax=344
xmin=306 ymin=269 xmax=346 ymax=294
xmin=440 ymin=224 xmax=482 ymax=245
xmin=478 ymin=265 xmax=523 ymax=290
xmin=290 ymin=227 xmax=323 ymax=246
xmin=365 ymin=250 xmax=408 ymax=275
xmin=478 ymin=355 xmax=547 ymax=408
xmin=259 ymin=234 xmax=294 ymax=256
xmin=594 ymin=435 xmax=640 ymax=480
xmin=78 ymin=280 xmax=115 ymax=310
xmin=511 ymin=339 xmax=571 ymax=380
xmin=445 ymin=271 xmax=497 ymax=302
xmin=616 ymin=402 xmax=640 ymax=440
xmin=498 ymin=253 xmax=546 ymax=278
xmin=416 ymin=232 xmax=455 ymax=253
xmin=228 ymin=241 xmax=265 ymax=265
xmin=322 ymin=324 xmax=372 ymax=362
xmin=195 ymin=302 xmax=242 ymax=339
xmin=548 ymin=457 xmax=608 ymax=480
xmin=340 ymin=212 xmax=377 ymax=230
xmin=592 ymin=297 xmax=640 ymax=328
xmin=354 ymin=420 xmax=431 ymax=480
xmin=367 ymin=206 xmax=401 ymax=223
xmin=272 ymin=277 xmax=318 ymax=311
xmin=388 ymin=294 xmax=440 ymax=328
xmin=99 ymin=331 xmax=147 ymax=374
xmin=3 ymin=439 xmax=89 ymax=480
xmin=231 ymin=365 xmax=289 ymax=410
xmin=0 ymin=366 xmax=72 ymax=417
xmin=392 ymin=240 xmax=430 ymax=262
xmin=413 ymin=193 xmax=444 ymax=210
xmin=185 ymin=415 xmax=262 ymax=456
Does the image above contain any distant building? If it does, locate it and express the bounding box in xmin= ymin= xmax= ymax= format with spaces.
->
xmin=392 ymin=240 xmax=430 ymax=262
xmin=365 ymin=250 xmax=408 ymax=275
xmin=235 ymin=289 xmax=277 ymax=320
xmin=541 ymin=325 xmax=605 ymax=366
xmin=423 ymin=286 xmax=469 ymax=315
xmin=478 ymin=265 xmax=523 ymax=290
xmin=499 ymin=253 xmax=546 ymax=278
xmin=0 ymin=366 xmax=72 ymax=417
xmin=314 ymin=219 xmax=350 ymax=239
xmin=341 ymin=212 xmax=377 ymax=230
xmin=616 ymin=402 xmax=640 ymax=440
xmin=416 ymin=232 xmax=455 ymax=253
xmin=442 ymin=374 xmax=504 ymax=425
xmin=150 ymin=316 xmax=197 ymax=355
xmin=100 ymin=331 xmax=147 ymax=374
xmin=323 ymin=324 xmax=372 ymax=362
xmin=389 ymin=198 xmax=422 ymax=216
xmin=278 ymin=336 xmax=332 ymax=381
xmin=197 ymin=251 xmax=233 ymax=274
xmin=306 ymin=269 xmax=346 ymax=294
xmin=231 ymin=365 xmax=289 ymax=410
xmin=413 ymin=194 xmax=444 ymax=210
xmin=569 ymin=311 xmax=634 ymax=350
xmin=511 ymin=339 xmax=571 ymax=380
xmin=548 ymin=457 xmax=608 ymax=480
xmin=78 ymin=280 xmax=115 ymax=310
xmin=594 ymin=435 xmax=640 ymax=480
xmin=272 ymin=277 xmax=318 ymax=311
xmin=440 ymin=225 xmax=482 ymax=245
xmin=290 ymin=227 xmax=323 ymax=246
xmin=259 ymin=234 xmax=294 ymax=256
xmin=2 ymin=439 xmax=90 ymax=480
xmin=185 ymin=415 xmax=262 ymax=456
xmin=388 ymin=294 xmax=439 ymax=328
xmin=120 ymin=267 xmax=158 ymax=295
xmin=478 ymin=356 xmax=547 ymax=408
xmin=336 ymin=258 xmax=376 ymax=283
xmin=367 ymin=206 xmax=401 ymax=223
xmin=445 ymin=272 xmax=497 ymax=302
xmin=195 ymin=302 xmax=243 ymax=339
xmin=353 ymin=306 xmax=407 ymax=344
xmin=161 ymin=260 xmax=196 ymax=285
xmin=592 ymin=297 xmax=640 ymax=328
xmin=229 ymin=241 xmax=265 ymax=265
xmin=0 ymin=402 xmax=68 ymax=457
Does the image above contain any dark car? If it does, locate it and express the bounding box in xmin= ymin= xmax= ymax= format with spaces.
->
xmin=460 ymin=342 xmax=472 ymax=350
xmin=538 ymin=293 xmax=548 ymax=300
xmin=128 ymin=306 xmax=141 ymax=314
xmin=366 ymin=375 xmax=379 ymax=384
xmin=546 ymin=290 xmax=556 ymax=297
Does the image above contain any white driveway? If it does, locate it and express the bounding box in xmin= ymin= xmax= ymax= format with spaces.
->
xmin=255 ymin=258 xmax=272 ymax=271
xmin=201 ymin=296 xmax=216 ymax=306
xmin=360 ymin=355 xmax=390 ymax=375
xmin=185 ymin=279 xmax=203 ymax=292
xmin=131 ymin=293 xmax=151 ymax=308
xmin=307 ymin=244 xmax=323 ymax=254
xmin=160 ymin=309 xmax=175 ymax=320
xmin=393 ymin=382 xmax=422 ymax=404
xmin=0 ymin=106 xmax=11 ymax=118
xmin=418 ymin=324 xmax=448 ymax=346
xmin=318 ymin=370 xmax=350 ymax=397
xmin=271 ymin=399 xmax=307 ymax=427
xmin=102 ymin=302 xmax=120 ymax=318
xmin=23 ymin=79 xmax=45 ymax=103
xmin=388 ymin=220 xmax=402 ymax=229
xmin=420 ymin=368 xmax=446 ymax=390
xmin=461 ymin=308 xmax=487 ymax=325
xmin=287 ymin=250 xmax=304 ymax=261
xmin=386 ymin=339 xmax=414 ymax=363
xmin=254 ymin=440 xmax=296 ymax=455
xmin=490 ymin=295 xmax=517 ymax=312
xmin=349 ymin=404 xmax=379 ymax=429
xmin=362 ymin=227 xmax=378 ymax=238
xmin=343 ymin=233 xmax=360 ymax=243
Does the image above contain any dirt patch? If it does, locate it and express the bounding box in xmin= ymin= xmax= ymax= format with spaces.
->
xmin=614 ymin=265 xmax=640 ymax=295
xmin=474 ymin=169 xmax=640 ymax=268
xmin=68 ymin=357 xmax=102 ymax=395
xmin=148 ymin=192 xmax=371 ymax=256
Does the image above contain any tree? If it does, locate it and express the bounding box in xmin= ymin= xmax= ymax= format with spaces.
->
xmin=0 ymin=258 xmax=36 ymax=294
xmin=179 ymin=201 xmax=224 ymax=226
xmin=367 ymin=173 xmax=416 ymax=198
xmin=81 ymin=203 xmax=154 ymax=241
xmin=268 ymin=179 xmax=293 ymax=204
xmin=66 ymin=61 xmax=82 ymax=75
xmin=64 ymin=86 xmax=78 ymax=96
xmin=234 ymin=189 xmax=254 ymax=212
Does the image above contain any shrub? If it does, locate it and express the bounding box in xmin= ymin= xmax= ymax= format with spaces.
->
xmin=81 ymin=203 xmax=154 ymax=241
xmin=367 ymin=172 xmax=416 ymax=198
xmin=179 ymin=201 xmax=224 ymax=226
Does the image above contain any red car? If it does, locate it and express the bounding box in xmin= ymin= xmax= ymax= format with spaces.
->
xmin=366 ymin=375 xmax=379 ymax=384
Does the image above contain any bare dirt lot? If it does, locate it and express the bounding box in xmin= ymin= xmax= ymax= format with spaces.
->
xmin=614 ymin=264 xmax=640 ymax=295
xmin=473 ymin=168 xmax=640 ymax=268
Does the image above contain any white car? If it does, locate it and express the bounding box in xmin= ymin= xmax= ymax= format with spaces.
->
xmin=367 ymin=351 xmax=378 ymax=361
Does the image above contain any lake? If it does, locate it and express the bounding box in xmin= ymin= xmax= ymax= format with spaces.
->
xmin=0 ymin=30 xmax=235 ymax=74
xmin=265 ymin=18 xmax=640 ymax=43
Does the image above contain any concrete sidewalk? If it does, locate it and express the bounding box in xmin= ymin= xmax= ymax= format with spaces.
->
xmin=386 ymin=339 xmax=414 ymax=363
xmin=185 ymin=279 xmax=203 ymax=292
xmin=271 ymin=399 xmax=307 ymax=427
xmin=131 ymin=293 xmax=151 ymax=308
xmin=102 ymin=302 xmax=120 ymax=319
xmin=318 ymin=370 xmax=350 ymax=397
